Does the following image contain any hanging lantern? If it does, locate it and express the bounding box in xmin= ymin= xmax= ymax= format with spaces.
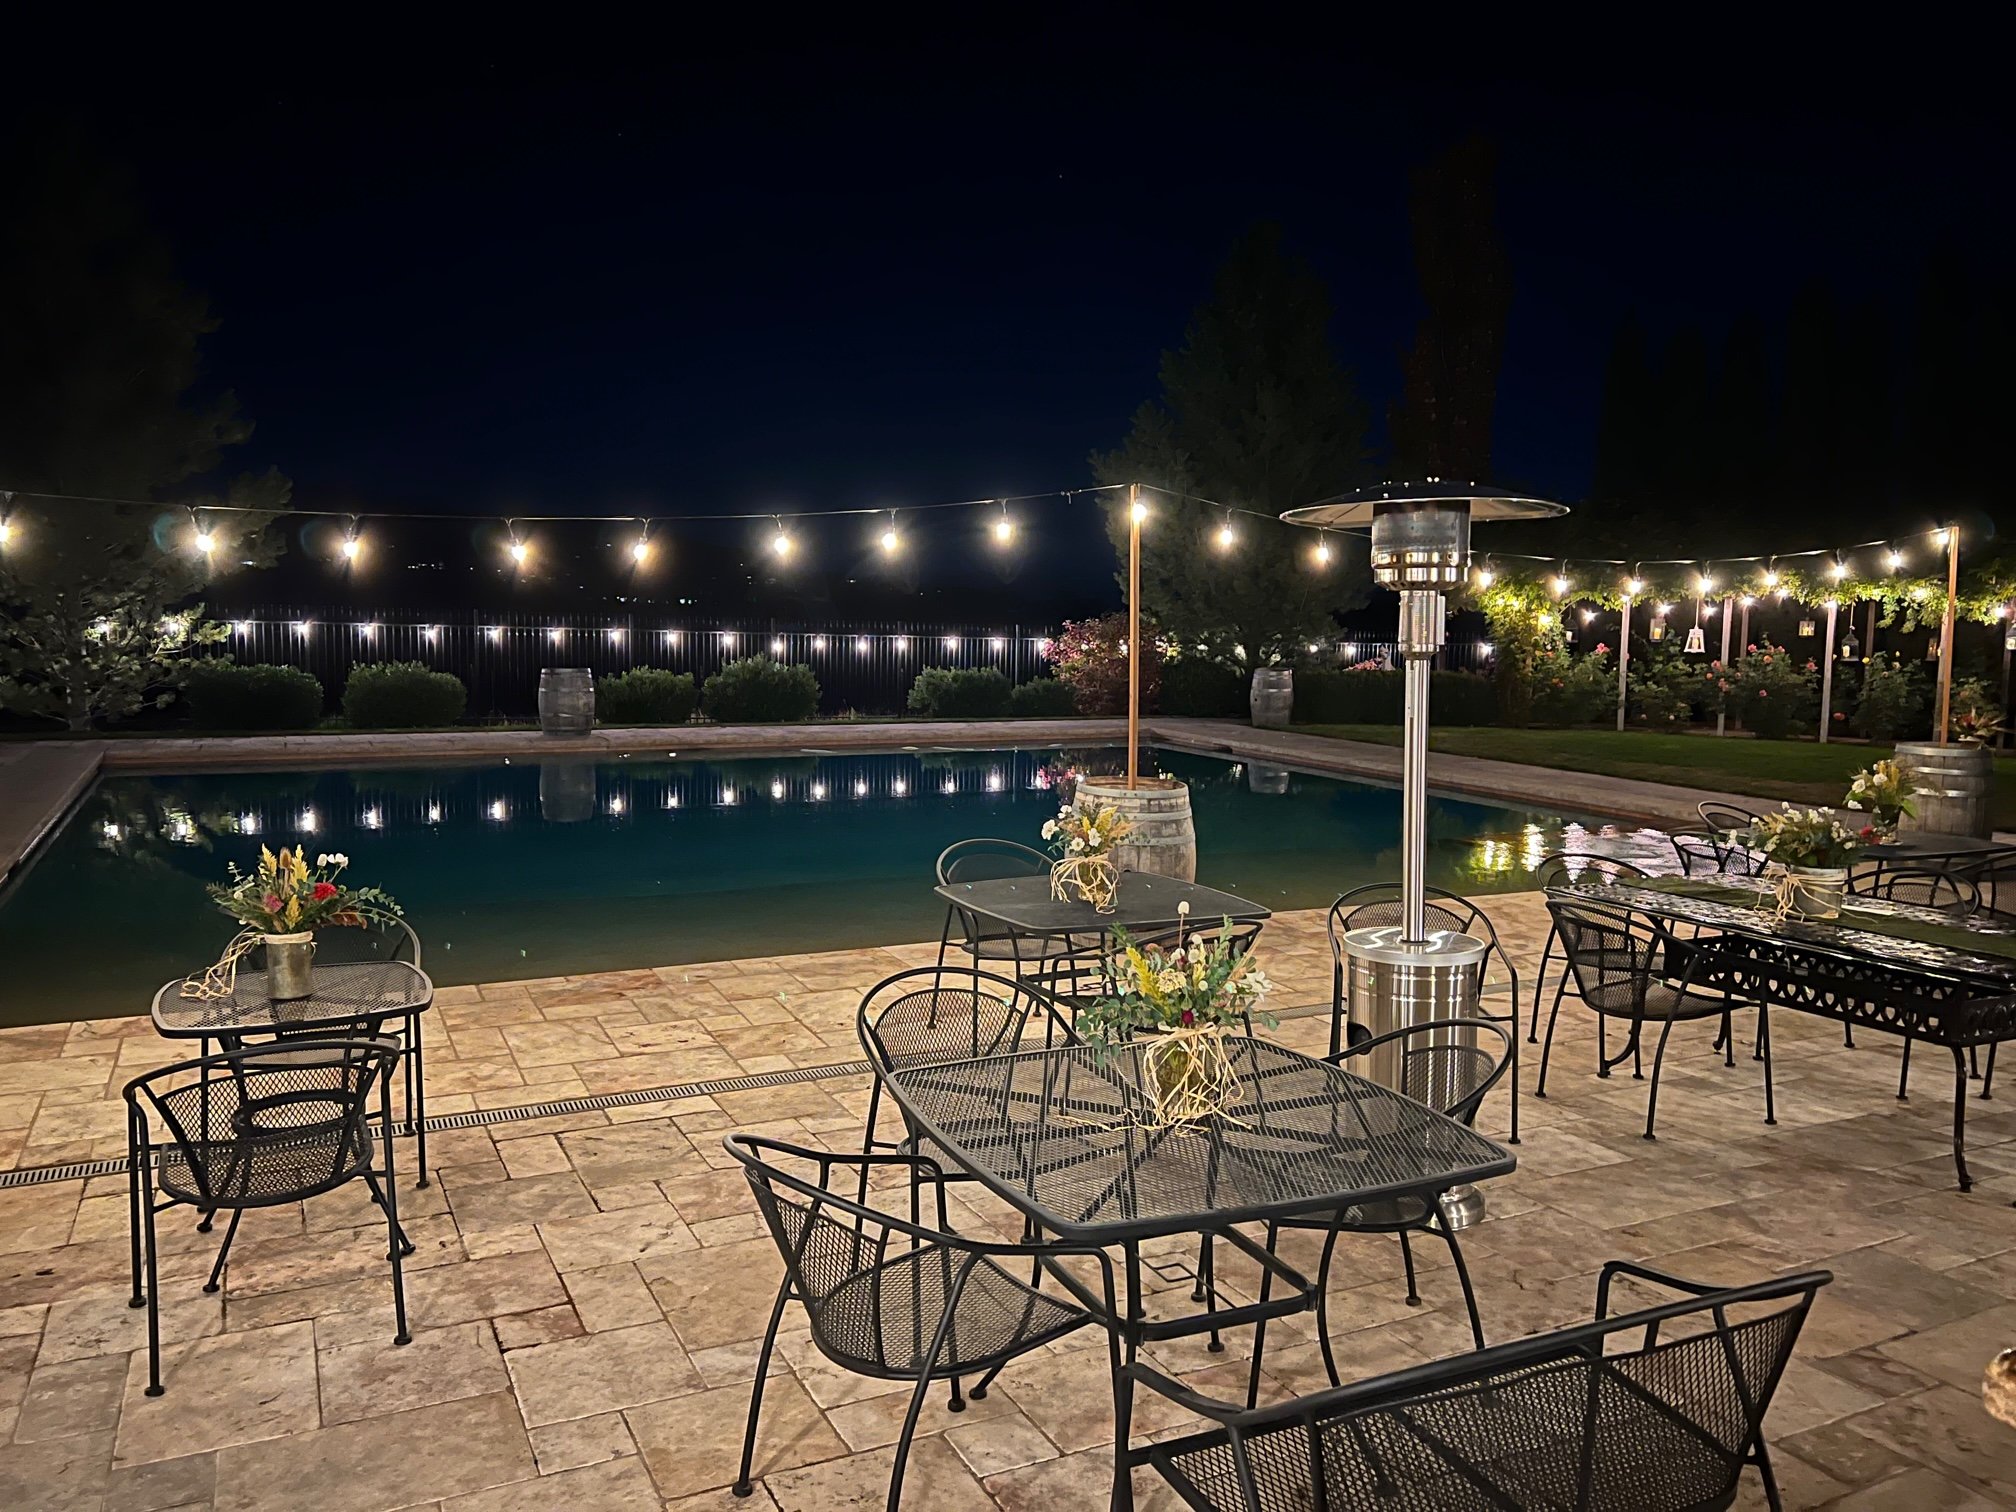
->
xmin=1649 ymin=620 xmax=1666 ymax=642
xmin=1838 ymin=631 xmax=1861 ymax=662
xmin=1683 ymin=625 xmax=1707 ymax=654
xmin=1797 ymin=618 xmax=1816 ymax=637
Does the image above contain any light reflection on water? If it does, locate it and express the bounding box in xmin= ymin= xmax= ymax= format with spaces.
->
xmin=1 ymin=746 xmax=1625 ymax=1025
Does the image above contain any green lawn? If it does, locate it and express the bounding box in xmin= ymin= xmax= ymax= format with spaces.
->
xmin=1295 ymin=724 xmax=2016 ymax=829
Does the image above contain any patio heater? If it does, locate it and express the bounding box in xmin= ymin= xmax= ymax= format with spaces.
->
xmin=1282 ymin=482 xmax=1566 ymax=1228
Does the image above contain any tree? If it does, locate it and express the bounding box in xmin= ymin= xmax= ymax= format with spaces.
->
xmin=1389 ymin=136 xmax=1510 ymax=481
xmin=1091 ymin=224 xmax=1370 ymax=668
xmin=0 ymin=136 xmax=287 ymax=728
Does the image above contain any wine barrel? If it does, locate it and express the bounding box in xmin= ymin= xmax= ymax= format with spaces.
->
xmin=1246 ymin=763 xmax=1292 ymax=796
xmin=1076 ymin=776 xmax=1196 ymax=882
xmin=538 ymin=761 xmax=596 ymax=822
xmin=538 ymin=667 xmax=594 ymax=735
xmin=1250 ymin=667 xmax=1293 ymax=729
xmin=1894 ymin=740 xmax=1994 ymax=839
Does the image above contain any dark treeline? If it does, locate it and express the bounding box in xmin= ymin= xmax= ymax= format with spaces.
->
xmin=1550 ymin=248 xmax=2014 ymax=561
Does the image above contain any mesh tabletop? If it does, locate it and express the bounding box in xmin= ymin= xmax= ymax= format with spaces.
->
xmin=933 ymin=872 xmax=1271 ymax=937
xmin=886 ymin=1036 xmax=1512 ymax=1243
xmin=1550 ymin=879 xmax=2016 ymax=990
xmin=1869 ymin=832 xmax=2016 ymax=863
xmin=151 ymin=960 xmax=433 ymax=1038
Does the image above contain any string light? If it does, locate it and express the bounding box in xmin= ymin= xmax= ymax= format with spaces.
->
xmin=1551 ymin=573 xmax=1571 ymax=597
xmin=1216 ymin=516 xmax=1237 ymax=550
xmin=1474 ymin=567 xmax=1495 ymax=588
xmin=195 ymin=526 xmax=216 ymax=555
xmin=630 ymin=531 xmax=651 ymax=564
xmin=880 ymin=511 xmax=901 ymax=555
xmin=1828 ymin=560 xmax=1849 ymax=581
xmin=1624 ymin=577 xmax=1644 ymax=597
xmin=1129 ymin=497 xmax=1149 ymax=526
xmin=1885 ymin=549 xmax=1904 ymax=571
xmin=770 ymin=519 xmax=794 ymax=557
xmin=360 ymin=622 xmax=378 ymax=639
xmin=1656 ymin=602 xmax=1674 ymax=617
xmin=1696 ymin=572 xmax=1714 ymax=595
xmin=1761 ymin=568 xmax=1780 ymax=589
xmin=508 ymin=538 xmax=530 ymax=567
xmin=1313 ymin=535 xmax=1333 ymax=566
xmin=1934 ymin=528 xmax=1951 ymax=548
xmin=992 ymin=503 xmax=1015 ymax=545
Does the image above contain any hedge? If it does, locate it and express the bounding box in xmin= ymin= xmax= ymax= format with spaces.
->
xmin=341 ymin=661 xmax=468 ymax=728
xmin=907 ymin=665 xmax=1013 ymax=717
xmin=596 ymin=667 xmax=698 ymax=725
xmin=1007 ymin=677 xmax=1079 ymax=716
xmin=1292 ymin=669 xmax=1497 ymax=726
xmin=702 ymin=655 xmax=820 ymax=722
xmin=181 ymin=662 xmax=325 ymax=730
xmin=1160 ymin=659 xmax=1247 ymax=717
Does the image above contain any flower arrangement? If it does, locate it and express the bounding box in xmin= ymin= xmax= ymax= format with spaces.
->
xmin=1742 ymin=806 xmax=1866 ymax=871
xmin=208 ymin=846 xmax=401 ymax=935
xmin=1041 ymin=802 xmax=1130 ymax=911
xmin=1843 ymin=760 xmax=1916 ymax=840
xmin=1080 ymin=905 xmax=1276 ymax=1125
xmin=1950 ymin=678 xmax=2005 ymax=746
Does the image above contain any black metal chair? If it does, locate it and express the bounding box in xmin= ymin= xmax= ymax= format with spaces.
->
xmin=856 ymin=966 xmax=1077 ymax=1179
xmin=297 ymin=919 xmax=431 ymax=1185
xmin=1850 ymin=867 xmax=1980 ymax=916
xmin=125 ymin=1038 xmax=412 ymax=1396
xmin=1670 ymin=824 xmax=1765 ymax=878
xmin=934 ymin=838 xmax=1079 ymax=980
xmin=1528 ymin=854 xmax=1652 ymax=1046
xmin=1328 ymin=885 xmax=1522 ymax=1142
xmin=1253 ymin=1018 xmax=1513 ymax=1404
xmin=1132 ymin=1261 xmax=1832 ymax=1512
xmin=726 ymin=1134 xmax=1110 ymax=1510
xmin=1697 ymin=799 xmax=1763 ymax=832
xmin=1540 ymin=900 xmax=1775 ymax=1139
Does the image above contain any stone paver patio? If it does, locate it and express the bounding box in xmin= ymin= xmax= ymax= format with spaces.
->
xmin=4 ymin=892 xmax=2016 ymax=1508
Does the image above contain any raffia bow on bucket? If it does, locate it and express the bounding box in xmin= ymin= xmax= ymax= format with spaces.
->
xmin=180 ymin=929 xmax=266 ymax=1000
xmin=1136 ymin=1024 xmax=1246 ymax=1128
xmin=1050 ymin=853 xmax=1119 ymax=912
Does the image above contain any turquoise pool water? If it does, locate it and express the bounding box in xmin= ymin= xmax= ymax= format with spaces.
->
xmin=0 ymin=746 xmax=1602 ymax=1025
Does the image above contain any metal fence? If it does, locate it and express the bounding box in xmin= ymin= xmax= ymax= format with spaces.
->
xmin=207 ymin=607 xmax=1497 ymax=717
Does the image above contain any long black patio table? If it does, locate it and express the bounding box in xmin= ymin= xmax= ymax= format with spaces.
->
xmin=1550 ymin=876 xmax=2016 ymax=1193
xmin=883 ymin=1034 xmax=1513 ymax=1510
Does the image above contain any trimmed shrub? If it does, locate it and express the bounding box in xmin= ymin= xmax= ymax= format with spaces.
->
xmin=907 ymin=665 xmax=1013 ymax=718
xmin=1530 ymin=647 xmax=1615 ymax=726
xmin=1007 ymin=677 xmax=1079 ymax=717
xmin=1050 ymin=614 xmax=1161 ymax=715
xmin=1292 ymin=669 xmax=1496 ymax=727
xmin=181 ymin=661 xmax=325 ymax=730
xmin=1852 ymin=653 xmax=1928 ymax=741
xmin=1160 ymin=659 xmax=1247 ymax=717
xmin=341 ymin=661 xmax=468 ymax=728
xmin=596 ymin=667 xmax=698 ymax=725
xmin=702 ymin=655 xmax=820 ymax=722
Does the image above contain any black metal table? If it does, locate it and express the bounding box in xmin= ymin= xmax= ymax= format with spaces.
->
xmin=1868 ymin=831 xmax=2016 ymax=866
xmin=151 ymin=959 xmax=434 ymax=1184
xmin=884 ymin=1035 xmax=1513 ymax=1509
xmin=1549 ymin=878 xmax=2016 ymax=1192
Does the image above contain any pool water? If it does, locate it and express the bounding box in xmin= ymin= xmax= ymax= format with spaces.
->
xmin=0 ymin=746 xmax=1604 ymax=1025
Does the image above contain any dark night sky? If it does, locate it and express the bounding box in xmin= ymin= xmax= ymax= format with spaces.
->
xmin=13 ymin=26 xmax=2011 ymax=614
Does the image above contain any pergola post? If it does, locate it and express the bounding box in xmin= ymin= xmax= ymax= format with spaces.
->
xmin=1819 ymin=599 xmax=1839 ymax=743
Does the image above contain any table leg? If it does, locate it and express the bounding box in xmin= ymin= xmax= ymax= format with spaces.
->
xmin=409 ymin=1010 xmax=429 ymax=1188
xmin=1109 ymin=1242 xmax=1143 ymax=1512
xmin=1951 ymin=1046 xmax=1974 ymax=1193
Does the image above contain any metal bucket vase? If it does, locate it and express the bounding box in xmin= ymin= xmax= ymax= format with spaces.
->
xmin=1249 ymin=668 xmax=1293 ymax=729
xmin=263 ymin=931 xmax=316 ymax=1000
xmin=1893 ymin=740 xmax=1993 ymax=838
xmin=538 ymin=667 xmax=595 ymax=735
xmin=1075 ymin=777 xmax=1196 ymax=882
xmin=1783 ymin=866 xmax=1848 ymax=921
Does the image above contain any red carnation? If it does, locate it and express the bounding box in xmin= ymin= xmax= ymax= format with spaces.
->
xmin=261 ymin=892 xmax=282 ymax=913
xmin=312 ymin=881 xmax=339 ymax=902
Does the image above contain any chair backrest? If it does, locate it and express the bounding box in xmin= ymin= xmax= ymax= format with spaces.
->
xmin=936 ymin=838 xmax=1050 ymax=886
xmin=1548 ymin=900 xmax=1667 ymax=1012
xmin=856 ymin=966 xmax=1069 ymax=1074
xmin=1852 ymin=868 xmax=1980 ymax=915
xmin=1669 ymin=826 xmax=1762 ymax=878
xmin=1156 ymin=1266 xmax=1829 ymax=1512
xmin=1535 ymin=853 xmax=1649 ymax=890
xmin=1335 ymin=1016 xmax=1511 ymax=1126
xmin=1698 ymin=799 xmax=1762 ymax=832
xmin=300 ymin=918 xmax=423 ymax=971
xmin=726 ymin=1133 xmax=975 ymax=1374
xmin=125 ymin=1038 xmax=397 ymax=1206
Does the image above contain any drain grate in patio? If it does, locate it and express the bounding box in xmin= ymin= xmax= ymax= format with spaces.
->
xmin=0 ymin=1056 xmax=876 ymax=1190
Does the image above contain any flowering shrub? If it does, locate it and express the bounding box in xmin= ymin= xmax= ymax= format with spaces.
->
xmin=1530 ymin=645 xmax=1613 ymax=725
xmin=1630 ymin=653 xmax=1700 ymax=728
xmin=208 ymin=846 xmax=401 ymax=934
xmin=1049 ymin=613 xmax=1162 ymax=715
xmin=1950 ymin=677 xmax=2005 ymax=745
xmin=1850 ymin=654 xmax=1927 ymax=742
xmin=1706 ymin=641 xmax=1817 ymax=740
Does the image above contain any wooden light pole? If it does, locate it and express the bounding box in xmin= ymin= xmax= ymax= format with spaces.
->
xmin=1127 ymin=484 xmax=1142 ymax=790
xmin=1936 ymin=524 xmax=1959 ymax=744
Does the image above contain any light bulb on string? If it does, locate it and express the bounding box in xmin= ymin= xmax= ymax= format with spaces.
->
xmin=1551 ymin=567 xmax=1570 ymax=597
xmin=1474 ymin=566 xmax=1494 ymax=588
xmin=1129 ymin=496 xmax=1148 ymax=526
xmin=195 ymin=528 xmax=216 ymax=555
xmin=1215 ymin=515 xmax=1237 ymax=550
xmin=1828 ymin=559 xmax=1849 ymax=581
xmin=1313 ymin=535 xmax=1332 ymax=567
xmin=1761 ymin=567 xmax=1779 ymax=589
xmin=770 ymin=519 xmax=793 ymax=558
xmin=992 ymin=503 xmax=1015 ymax=546
xmin=879 ymin=511 xmax=901 ymax=555
xmin=1696 ymin=572 xmax=1714 ymax=596
xmin=1933 ymin=527 xmax=1951 ymax=548
xmin=1886 ymin=549 xmax=1904 ymax=571
xmin=507 ymin=523 xmax=529 ymax=569
xmin=1624 ymin=577 xmax=1644 ymax=597
xmin=630 ymin=521 xmax=651 ymax=565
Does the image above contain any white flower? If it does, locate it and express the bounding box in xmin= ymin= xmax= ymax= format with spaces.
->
xmin=1177 ymin=900 xmax=1190 ymax=917
xmin=1069 ymin=837 xmax=1084 ymax=853
xmin=1040 ymin=820 xmax=1057 ymax=839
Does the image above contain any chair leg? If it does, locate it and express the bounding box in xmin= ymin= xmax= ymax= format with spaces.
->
xmin=1752 ymin=1439 xmax=1785 ymax=1512
xmin=1642 ymin=1018 xmax=1680 ymax=1140
xmin=1243 ymin=1223 xmax=1278 ymax=1412
xmin=127 ymin=1115 xmax=146 ymax=1310
xmin=734 ymin=1279 xmax=793 ymax=1497
xmin=202 ymin=1208 xmax=244 ymax=1294
xmin=1535 ymin=979 xmax=1570 ymax=1098
xmin=140 ymin=1164 xmax=164 ymax=1396
xmin=1397 ymin=1230 xmax=1421 ymax=1307
xmin=887 ymin=1274 xmax=971 ymax=1512
xmin=1434 ymin=1217 xmax=1486 ymax=1352
xmin=1721 ymin=1009 xmax=1734 ymax=1067
xmin=1898 ymin=1036 xmax=1913 ymax=1100
xmin=1315 ymin=1226 xmax=1345 ymax=1390
xmin=1506 ymin=1033 xmax=1521 ymax=1146
xmin=379 ymin=1098 xmax=411 ymax=1346
xmin=409 ymin=1013 xmax=429 ymax=1188
xmin=1844 ymin=1021 xmax=1855 ymax=1049
xmin=1528 ymin=932 xmax=1557 ymax=1044
xmin=1191 ymin=1232 xmax=1210 ymax=1303
xmin=1759 ymin=1008 xmax=1776 ymax=1127
xmin=1201 ymin=1232 xmax=1223 ymax=1353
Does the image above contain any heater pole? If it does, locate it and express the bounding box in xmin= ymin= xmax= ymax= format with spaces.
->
xmin=1127 ymin=484 xmax=1141 ymax=789
xmin=1397 ymin=589 xmax=1442 ymax=943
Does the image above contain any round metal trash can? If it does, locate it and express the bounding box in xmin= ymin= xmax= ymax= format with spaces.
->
xmin=1341 ymin=924 xmax=1490 ymax=1228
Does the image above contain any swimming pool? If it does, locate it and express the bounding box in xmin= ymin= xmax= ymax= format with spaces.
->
xmin=0 ymin=745 xmax=1605 ymax=1025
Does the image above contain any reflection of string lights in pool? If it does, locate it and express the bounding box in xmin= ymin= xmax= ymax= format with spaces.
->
xmin=362 ymin=808 xmax=382 ymax=829
xmin=810 ymin=783 xmax=826 ymax=800
xmin=608 ymin=795 xmax=625 ymax=815
xmin=238 ymin=812 xmax=259 ymax=834
xmin=769 ymin=780 xmax=785 ymax=800
xmin=853 ymin=780 xmax=868 ymax=797
xmin=986 ymin=770 xmax=1002 ymax=791
xmin=426 ymin=805 xmax=441 ymax=823
xmin=941 ymin=777 xmax=956 ymax=794
xmin=892 ymin=778 xmax=908 ymax=796
xmin=720 ymin=788 xmax=738 ymax=806
xmin=299 ymin=808 xmax=318 ymax=832
xmin=488 ymin=800 xmax=508 ymax=821
xmin=664 ymin=793 xmax=680 ymax=809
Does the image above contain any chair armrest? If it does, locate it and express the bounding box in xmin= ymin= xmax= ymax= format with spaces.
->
xmin=1595 ymin=1259 xmax=1726 ymax=1319
xmin=1127 ymin=1360 xmax=1249 ymax=1423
